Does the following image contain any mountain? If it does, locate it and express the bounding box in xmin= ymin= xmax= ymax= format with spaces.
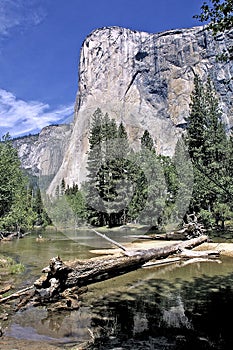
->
xmin=15 ymin=26 xmax=233 ymax=193
xmin=13 ymin=124 xmax=72 ymax=188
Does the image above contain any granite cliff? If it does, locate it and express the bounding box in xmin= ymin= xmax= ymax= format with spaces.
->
xmin=13 ymin=123 xmax=72 ymax=188
xmin=15 ymin=25 xmax=233 ymax=192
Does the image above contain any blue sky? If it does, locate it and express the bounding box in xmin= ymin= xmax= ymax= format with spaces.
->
xmin=0 ymin=0 xmax=205 ymax=138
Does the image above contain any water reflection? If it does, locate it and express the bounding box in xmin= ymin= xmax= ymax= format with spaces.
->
xmin=84 ymin=270 xmax=233 ymax=349
xmin=1 ymin=231 xmax=233 ymax=349
xmin=8 ymin=306 xmax=92 ymax=346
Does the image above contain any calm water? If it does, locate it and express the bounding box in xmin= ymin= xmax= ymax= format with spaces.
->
xmin=1 ymin=230 xmax=233 ymax=349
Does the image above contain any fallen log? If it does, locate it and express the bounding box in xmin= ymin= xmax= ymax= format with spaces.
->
xmin=134 ymin=222 xmax=207 ymax=241
xmin=0 ymin=286 xmax=34 ymax=304
xmin=0 ymin=230 xmax=30 ymax=241
xmin=178 ymin=248 xmax=220 ymax=259
xmin=0 ymin=235 xmax=210 ymax=309
xmin=90 ymin=228 xmax=128 ymax=252
xmin=142 ymin=257 xmax=182 ymax=267
xmin=0 ymin=232 xmax=18 ymax=241
xmin=130 ymin=233 xmax=188 ymax=240
xmin=32 ymin=235 xmax=209 ymax=304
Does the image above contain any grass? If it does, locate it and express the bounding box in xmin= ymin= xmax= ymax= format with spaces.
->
xmin=0 ymin=254 xmax=25 ymax=274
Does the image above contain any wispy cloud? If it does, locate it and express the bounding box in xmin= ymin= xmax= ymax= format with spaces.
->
xmin=0 ymin=88 xmax=74 ymax=138
xmin=0 ymin=0 xmax=46 ymax=36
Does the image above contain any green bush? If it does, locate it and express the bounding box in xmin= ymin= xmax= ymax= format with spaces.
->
xmin=199 ymin=209 xmax=214 ymax=228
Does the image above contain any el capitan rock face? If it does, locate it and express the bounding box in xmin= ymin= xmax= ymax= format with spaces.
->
xmin=47 ymin=25 xmax=232 ymax=193
xmin=15 ymin=26 xmax=233 ymax=192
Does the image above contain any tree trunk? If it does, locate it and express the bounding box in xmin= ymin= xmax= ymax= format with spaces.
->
xmin=33 ymin=235 xmax=209 ymax=303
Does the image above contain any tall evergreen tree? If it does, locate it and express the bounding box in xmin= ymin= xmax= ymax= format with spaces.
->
xmin=185 ymin=75 xmax=232 ymax=227
xmin=65 ymin=183 xmax=87 ymax=225
xmin=0 ymin=134 xmax=36 ymax=231
xmin=0 ymin=134 xmax=52 ymax=231
xmin=86 ymin=108 xmax=106 ymax=225
xmin=0 ymin=134 xmax=25 ymax=218
xmin=86 ymin=109 xmax=136 ymax=227
xmin=128 ymin=130 xmax=166 ymax=227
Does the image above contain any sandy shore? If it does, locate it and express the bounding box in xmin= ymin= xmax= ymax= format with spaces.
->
xmin=193 ymin=242 xmax=233 ymax=257
xmin=89 ymin=239 xmax=233 ymax=258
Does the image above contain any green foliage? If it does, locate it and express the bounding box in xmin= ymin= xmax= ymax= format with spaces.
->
xmin=185 ymin=75 xmax=233 ymax=229
xmin=134 ymin=148 xmax=167 ymax=226
xmin=0 ymin=133 xmax=26 ymax=218
xmin=65 ymin=184 xmax=87 ymax=224
xmin=45 ymin=195 xmax=76 ymax=228
xmin=199 ymin=209 xmax=215 ymax=228
xmin=55 ymin=100 xmax=232 ymax=231
xmin=194 ymin=0 xmax=233 ymax=61
xmin=213 ymin=202 xmax=232 ymax=229
xmin=86 ymin=109 xmax=134 ymax=227
xmin=9 ymin=262 xmax=25 ymax=274
xmin=32 ymin=187 xmax=52 ymax=227
xmin=194 ymin=0 xmax=233 ymax=34
xmin=85 ymin=117 xmax=193 ymax=229
xmin=0 ymin=254 xmax=25 ymax=275
xmin=140 ymin=130 xmax=155 ymax=151
xmin=0 ymin=134 xmax=51 ymax=231
xmin=45 ymin=180 xmax=87 ymax=229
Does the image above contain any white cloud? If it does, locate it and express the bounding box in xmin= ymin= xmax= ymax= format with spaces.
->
xmin=0 ymin=0 xmax=46 ymax=36
xmin=0 ymin=88 xmax=74 ymax=138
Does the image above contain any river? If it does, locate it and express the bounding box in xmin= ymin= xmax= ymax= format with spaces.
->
xmin=1 ymin=229 xmax=233 ymax=349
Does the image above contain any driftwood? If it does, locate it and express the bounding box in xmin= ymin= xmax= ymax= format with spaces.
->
xmin=0 ymin=286 xmax=34 ymax=304
xmin=0 ymin=230 xmax=30 ymax=241
xmin=134 ymin=222 xmax=207 ymax=241
xmin=91 ymin=228 xmax=128 ymax=252
xmin=178 ymin=248 xmax=220 ymax=259
xmin=181 ymin=257 xmax=222 ymax=266
xmin=0 ymin=234 xmax=216 ymax=310
xmin=29 ymin=235 xmax=209 ymax=305
xmin=142 ymin=255 xmax=221 ymax=268
xmin=0 ymin=231 xmax=19 ymax=241
xmin=142 ymin=257 xmax=182 ymax=267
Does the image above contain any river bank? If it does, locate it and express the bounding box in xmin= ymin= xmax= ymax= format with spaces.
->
xmin=1 ymin=228 xmax=233 ymax=350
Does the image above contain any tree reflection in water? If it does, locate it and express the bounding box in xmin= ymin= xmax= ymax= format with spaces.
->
xmin=84 ymin=273 xmax=233 ymax=350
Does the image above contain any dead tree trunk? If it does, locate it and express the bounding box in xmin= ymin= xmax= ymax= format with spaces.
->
xmin=32 ymin=235 xmax=209 ymax=304
xmin=137 ymin=222 xmax=207 ymax=241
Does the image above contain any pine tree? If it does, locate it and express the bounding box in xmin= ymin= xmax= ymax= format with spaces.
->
xmin=32 ymin=187 xmax=51 ymax=226
xmin=185 ymin=75 xmax=232 ymax=227
xmin=136 ymin=149 xmax=166 ymax=226
xmin=86 ymin=108 xmax=105 ymax=225
xmin=0 ymin=134 xmax=36 ymax=231
xmin=60 ymin=178 xmax=66 ymax=195
xmin=128 ymin=130 xmax=166 ymax=227
xmin=185 ymin=75 xmax=207 ymax=162
xmin=86 ymin=109 xmax=135 ymax=227
xmin=65 ymin=183 xmax=87 ymax=225
xmin=140 ymin=130 xmax=154 ymax=151
xmin=0 ymin=134 xmax=25 ymax=217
